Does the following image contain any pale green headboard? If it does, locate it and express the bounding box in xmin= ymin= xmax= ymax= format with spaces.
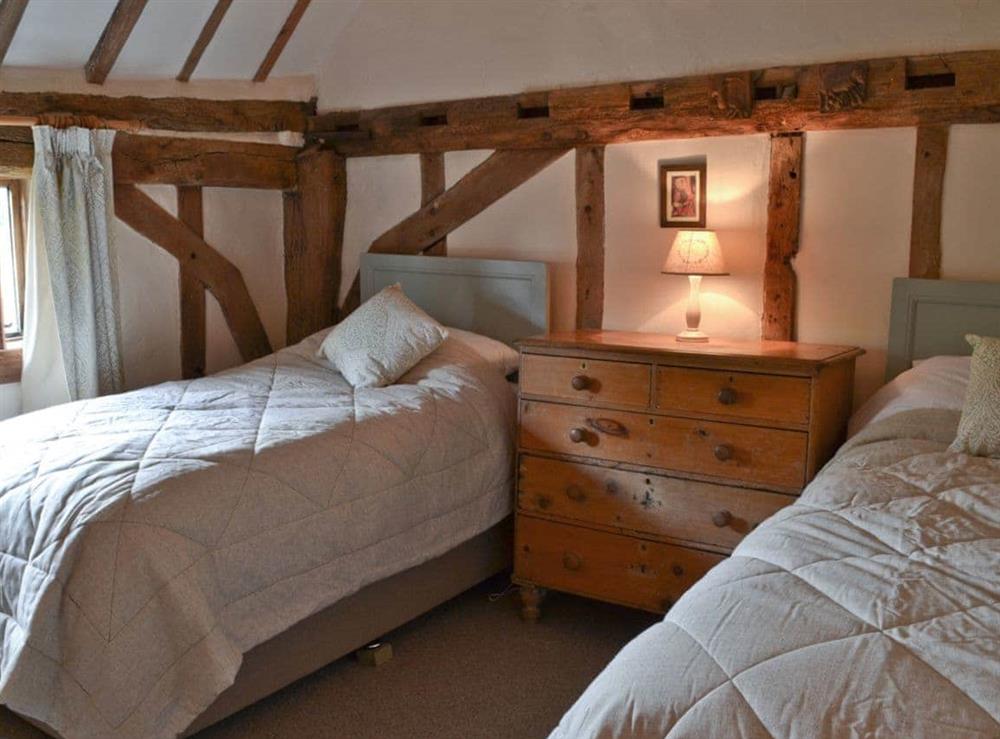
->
xmin=886 ymin=277 xmax=1000 ymax=380
xmin=360 ymin=254 xmax=550 ymax=346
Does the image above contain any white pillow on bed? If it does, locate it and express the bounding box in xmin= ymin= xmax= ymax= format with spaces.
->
xmin=319 ymin=283 xmax=448 ymax=388
xmin=848 ymin=355 xmax=971 ymax=437
xmin=445 ymin=328 xmax=520 ymax=377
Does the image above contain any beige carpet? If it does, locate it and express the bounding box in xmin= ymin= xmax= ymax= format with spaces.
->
xmin=0 ymin=575 xmax=657 ymax=739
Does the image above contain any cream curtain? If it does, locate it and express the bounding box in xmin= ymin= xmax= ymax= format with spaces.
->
xmin=21 ymin=127 xmax=124 ymax=412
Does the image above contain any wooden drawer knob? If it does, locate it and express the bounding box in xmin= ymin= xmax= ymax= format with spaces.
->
xmin=536 ymin=494 xmax=552 ymax=510
xmin=713 ymin=443 xmax=733 ymax=462
xmin=717 ymin=387 xmax=738 ymax=405
xmin=565 ymin=484 xmax=586 ymax=502
xmin=712 ymin=510 xmax=733 ymax=527
xmin=569 ymin=427 xmax=587 ymax=443
xmin=563 ymin=552 xmax=582 ymax=571
xmin=571 ymin=374 xmax=590 ymax=391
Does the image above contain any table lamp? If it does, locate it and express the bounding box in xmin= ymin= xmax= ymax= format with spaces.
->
xmin=661 ymin=230 xmax=727 ymax=342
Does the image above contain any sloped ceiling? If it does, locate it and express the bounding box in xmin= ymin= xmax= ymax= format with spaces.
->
xmin=4 ymin=0 xmax=360 ymax=82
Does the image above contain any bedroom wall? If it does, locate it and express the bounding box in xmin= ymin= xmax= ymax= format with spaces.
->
xmin=323 ymin=0 xmax=1000 ymax=407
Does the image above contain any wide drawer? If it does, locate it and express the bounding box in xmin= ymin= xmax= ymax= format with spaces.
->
xmin=517 ymin=455 xmax=793 ymax=550
xmin=520 ymin=353 xmax=651 ymax=408
xmin=514 ymin=515 xmax=724 ymax=613
xmin=519 ymin=400 xmax=807 ymax=490
xmin=655 ymin=366 xmax=811 ymax=427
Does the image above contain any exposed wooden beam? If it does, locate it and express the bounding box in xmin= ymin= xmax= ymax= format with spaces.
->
xmin=309 ymin=50 xmax=1000 ymax=156
xmin=85 ymin=0 xmax=148 ymax=84
xmin=0 ymin=0 xmax=29 ymax=67
xmin=762 ymin=133 xmax=804 ymax=341
xmin=341 ymin=147 xmax=567 ymax=315
xmin=114 ymin=133 xmax=297 ymax=188
xmin=575 ymin=145 xmax=605 ymax=330
xmin=0 ymin=91 xmax=311 ymax=133
xmin=0 ymin=129 xmax=300 ymax=187
xmin=254 ymin=0 xmax=310 ymax=83
xmin=177 ymin=0 xmax=233 ymax=82
xmin=115 ymin=184 xmax=272 ymax=362
xmin=284 ymin=148 xmax=345 ymax=344
xmin=909 ymin=125 xmax=948 ymax=279
xmin=177 ymin=186 xmax=207 ymax=379
xmin=419 ymin=152 xmax=446 ymax=255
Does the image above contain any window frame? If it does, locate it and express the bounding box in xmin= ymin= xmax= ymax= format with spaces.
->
xmin=0 ymin=178 xmax=26 ymax=383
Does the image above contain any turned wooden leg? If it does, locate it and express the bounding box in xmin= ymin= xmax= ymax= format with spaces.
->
xmin=519 ymin=584 xmax=544 ymax=622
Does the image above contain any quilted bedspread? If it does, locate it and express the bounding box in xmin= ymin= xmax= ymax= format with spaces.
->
xmin=552 ymin=408 xmax=1000 ymax=738
xmin=0 ymin=331 xmax=516 ymax=739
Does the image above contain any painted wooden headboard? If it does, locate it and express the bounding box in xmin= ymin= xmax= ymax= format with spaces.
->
xmin=886 ymin=277 xmax=1000 ymax=380
xmin=360 ymin=253 xmax=549 ymax=346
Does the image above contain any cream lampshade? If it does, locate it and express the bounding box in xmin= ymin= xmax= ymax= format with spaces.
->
xmin=661 ymin=230 xmax=728 ymax=342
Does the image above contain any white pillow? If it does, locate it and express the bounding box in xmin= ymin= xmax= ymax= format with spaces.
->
xmin=319 ymin=284 xmax=448 ymax=388
xmin=445 ymin=328 xmax=520 ymax=377
xmin=848 ymin=355 xmax=971 ymax=437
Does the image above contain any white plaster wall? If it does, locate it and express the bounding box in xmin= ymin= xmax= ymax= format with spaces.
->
xmin=116 ymin=186 xmax=286 ymax=390
xmin=797 ymin=129 xmax=916 ymax=403
xmin=0 ymin=383 xmax=20 ymax=421
xmin=319 ymin=0 xmax=1000 ymax=408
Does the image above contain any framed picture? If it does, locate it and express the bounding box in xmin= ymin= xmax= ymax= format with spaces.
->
xmin=659 ymin=163 xmax=706 ymax=228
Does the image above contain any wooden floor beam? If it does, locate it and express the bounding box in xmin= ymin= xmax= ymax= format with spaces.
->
xmin=762 ymin=133 xmax=804 ymax=341
xmin=177 ymin=186 xmax=207 ymax=379
xmin=909 ymin=125 xmax=949 ymax=279
xmin=575 ymin=145 xmax=605 ymax=330
xmin=115 ymin=184 xmax=272 ymax=362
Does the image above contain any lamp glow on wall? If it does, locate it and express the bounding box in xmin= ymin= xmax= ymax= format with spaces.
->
xmin=661 ymin=230 xmax=728 ymax=342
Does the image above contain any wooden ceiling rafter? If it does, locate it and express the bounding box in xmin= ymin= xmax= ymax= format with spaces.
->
xmin=253 ymin=0 xmax=310 ymax=83
xmin=0 ymin=0 xmax=29 ymax=67
xmin=85 ymin=0 xmax=148 ymax=84
xmin=308 ymin=50 xmax=1000 ymax=156
xmin=177 ymin=0 xmax=234 ymax=83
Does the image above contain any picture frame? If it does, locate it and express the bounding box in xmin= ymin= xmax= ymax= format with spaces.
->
xmin=659 ymin=163 xmax=707 ymax=228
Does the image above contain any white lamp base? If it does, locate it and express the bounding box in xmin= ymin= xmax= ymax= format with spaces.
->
xmin=676 ymin=329 xmax=709 ymax=343
xmin=676 ymin=274 xmax=711 ymax=342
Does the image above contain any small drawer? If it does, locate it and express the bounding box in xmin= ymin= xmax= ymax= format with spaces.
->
xmin=514 ymin=515 xmax=724 ymax=613
xmin=519 ymin=401 xmax=807 ymax=491
xmin=655 ymin=366 xmax=811 ymax=427
xmin=517 ymin=455 xmax=793 ymax=550
xmin=520 ymin=354 xmax=651 ymax=408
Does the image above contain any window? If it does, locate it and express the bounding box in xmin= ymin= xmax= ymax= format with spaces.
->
xmin=0 ymin=181 xmax=26 ymax=350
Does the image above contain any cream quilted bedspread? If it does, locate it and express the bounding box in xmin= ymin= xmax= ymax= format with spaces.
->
xmin=0 ymin=331 xmax=515 ymax=739
xmin=552 ymin=408 xmax=1000 ymax=738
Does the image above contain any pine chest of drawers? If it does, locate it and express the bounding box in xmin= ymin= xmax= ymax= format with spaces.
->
xmin=512 ymin=330 xmax=863 ymax=619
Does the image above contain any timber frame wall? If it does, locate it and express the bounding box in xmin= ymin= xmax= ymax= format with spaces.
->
xmin=1 ymin=48 xmax=996 ymax=388
xmin=311 ymin=49 xmax=1000 ymax=340
xmin=0 ymin=94 xmax=344 ymax=384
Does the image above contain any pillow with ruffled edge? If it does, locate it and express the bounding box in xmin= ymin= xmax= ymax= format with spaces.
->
xmin=318 ymin=283 xmax=448 ymax=388
xmin=949 ymin=334 xmax=1000 ymax=458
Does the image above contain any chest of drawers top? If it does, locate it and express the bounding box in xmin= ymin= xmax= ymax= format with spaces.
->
xmin=518 ymin=330 xmax=863 ymax=376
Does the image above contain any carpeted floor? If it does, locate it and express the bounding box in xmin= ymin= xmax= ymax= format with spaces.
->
xmin=0 ymin=574 xmax=657 ymax=739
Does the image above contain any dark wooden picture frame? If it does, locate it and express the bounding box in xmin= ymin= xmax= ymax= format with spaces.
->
xmin=659 ymin=162 xmax=706 ymax=228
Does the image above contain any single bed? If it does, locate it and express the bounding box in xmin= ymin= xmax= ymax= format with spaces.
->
xmin=551 ymin=277 xmax=1000 ymax=738
xmin=0 ymin=254 xmax=548 ymax=739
